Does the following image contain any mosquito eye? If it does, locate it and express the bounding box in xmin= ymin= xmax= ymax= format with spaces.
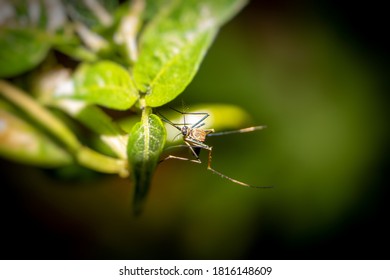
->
xmin=182 ymin=126 xmax=188 ymax=135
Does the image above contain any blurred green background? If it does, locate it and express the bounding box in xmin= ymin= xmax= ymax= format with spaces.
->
xmin=1 ymin=1 xmax=388 ymax=259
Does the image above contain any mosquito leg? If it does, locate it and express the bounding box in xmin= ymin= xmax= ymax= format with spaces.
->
xmin=169 ymin=107 xmax=210 ymax=128
xmin=160 ymin=155 xmax=201 ymax=164
xmin=208 ymin=125 xmax=266 ymax=137
xmin=159 ymin=142 xmax=202 ymax=164
xmin=206 ymin=147 xmax=272 ymax=188
xmin=156 ymin=111 xmax=182 ymax=131
xmin=169 ymin=107 xmax=208 ymax=116
xmin=185 ymin=141 xmax=202 ymax=160
xmin=206 ymin=147 xmax=251 ymax=187
xmin=158 ymin=110 xmax=209 ymax=127
xmin=190 ymin=113 xmax=209 ymax=128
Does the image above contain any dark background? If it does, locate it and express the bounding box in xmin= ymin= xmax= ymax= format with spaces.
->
xmin=1 ymin=0 xmax=389 ymax=259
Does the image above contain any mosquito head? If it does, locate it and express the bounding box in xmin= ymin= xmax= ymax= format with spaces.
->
xmin=181 ymin=126 xmax=189 ymax=136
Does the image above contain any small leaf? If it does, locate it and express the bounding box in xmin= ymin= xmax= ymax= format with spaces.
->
xmin=0 ymin=109 xmax=72 ymax=167
xmin=56 ymin=61 xmax=139 ymax=110
xmin=127 ymin=113 xmax=166 ymax=214
xmin=133 ymin=0 xmax=248 ymax=107
xmin=0 ymin=29 xmax=50 ymax=77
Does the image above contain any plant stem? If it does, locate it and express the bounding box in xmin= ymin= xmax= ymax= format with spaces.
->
xmin=0 ymin=80 xmax=130 ymax=176
xmin=140 ymin=97 xmax=151 ymax=122
xmin=77 ymin=146 xmax=128 ymax=177
xmin=0 ymin=80 xmax=81 ymax=152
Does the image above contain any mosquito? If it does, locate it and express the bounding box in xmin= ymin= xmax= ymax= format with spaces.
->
xmin=157 ymin=107 xmax=271 ymax=188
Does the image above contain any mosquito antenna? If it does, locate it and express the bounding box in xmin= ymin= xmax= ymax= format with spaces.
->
xmin=209 ymin=125 xmax=267 ymax=137
xmin=183 ymin=108 xmax=186 ymax=127
xmin=191 ymin=113 xmax=209 ymax=128
xmin=169 ymin=107 xmax=183 ymax=114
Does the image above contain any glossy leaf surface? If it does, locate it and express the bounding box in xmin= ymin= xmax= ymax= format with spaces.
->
xmin=127 ymin=113 xmax=166 ymax=214
xmin=133 ymin=0 xmax=248 ymax=107
xmin=56 ymin=61 xmax=139 ymax=110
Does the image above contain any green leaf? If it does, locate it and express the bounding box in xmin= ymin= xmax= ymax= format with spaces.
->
xmin=0 ymin=29 xmax=50 ymax=77
xmin=133 ymin=0 xmax=248 ymax=107
xmin=0 ymin=109 xmax=72 ymax=167
xmin=57 ymin=61 xmax=139 ymax=110
xmin=127 ymin=113 xmax=166 ymax=214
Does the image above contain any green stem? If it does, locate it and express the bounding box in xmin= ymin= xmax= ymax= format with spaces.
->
xmin=0 ymin=80 xmax=81 ymax=152
xmin=77 ymin=146 xmax=128 ymax=177
xmin=0 ymin=80 xmax=130 ymax=176
xmin=140 ymin=98 xmax=151 ymax=122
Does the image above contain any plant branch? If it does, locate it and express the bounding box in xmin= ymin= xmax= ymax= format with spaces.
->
xmin=0 ymin=80 xmax=130 ymax=175
xmin=77 ymin=146 xmax=128 ymax=177
xmin=0 ymin=80 xmax=81 ymax=152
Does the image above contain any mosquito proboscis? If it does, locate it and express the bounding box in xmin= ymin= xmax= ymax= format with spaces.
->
xmin=157 ymin=107 xmax=271 ymax=188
